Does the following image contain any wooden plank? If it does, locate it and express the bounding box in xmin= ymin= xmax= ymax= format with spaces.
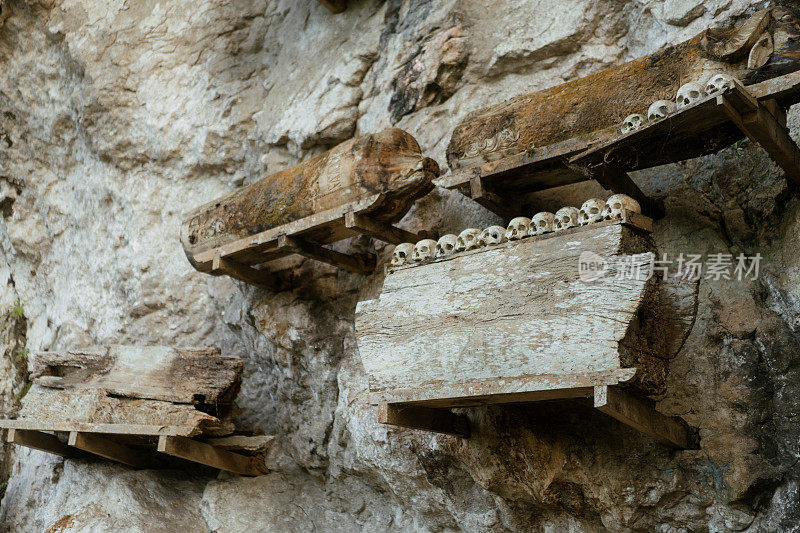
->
xmin=593 ymin=386 xmax=695 ymax=449
xmin=365 ymin=368 xmax=637 ymax=407
xmin=157 ymin=436 xmax=267 ymax=476
xmin=277 ymin=234 xmax=375 ymax=274
xmin=204 ymin=435 xmax=275 ymax=454
xmin=211 ymin=254 xmax=283 ymax=291
xmin=68 ymin=431 xmax=153 ymax=468
xmin=182 ymin=129 xmax=437 ymax=267
xmin=32 ymin=346 xmax=242 ymax=407
xmin=317 ymin=0 xmax=345 ymax=13
xmin=377 ymin=404 xmax=470 ymax=438
xmin=356 ymin=224 xmax=669 ymax=399
xmin=720 ymin=92 xmax=800 ymax=188
xmin=0 ymin=419 xmax=201 ymax=437
xmin=6 ymin=429 xmax=80 ymax=458
xmin=344 ymin=211 xmax=423 ymax=245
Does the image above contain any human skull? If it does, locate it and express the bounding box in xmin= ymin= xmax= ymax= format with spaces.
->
xmin=435 ymin=234 xmax=458 ymax=257
xmin=391 ymin=243 xmax=415 ymax=266
xmin=602 ymin=194 xmax=641 ymax=220
xmin=530 ymin=212 xmax=555 ymax=236
xmin=412 ymin=239 xmax=437 ymax=262
xmin=579 ymin=198 xmax=607 ymax=225
xmin=479 ymin=226 xmax=507 ymax=246
xmin=505 ymin=217 xmax=531 ymax=241
xmin=704 ymin=73 xmax=738 ymax=95
xmin=553 ymin=206 xmax=580 ymax=231
xmin=676 ymin=82 xmax=704 ymax=108
xmin=647 ymin=100 xmax=676 ymax=121
xmin=621 ymin=114 xmax=646 ymax=134
xmin=455 ymin=228 xmax=482 ymax=252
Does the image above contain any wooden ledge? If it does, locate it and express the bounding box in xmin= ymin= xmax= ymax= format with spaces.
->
xmin=377 ymin=405 xmax=470 ymax=438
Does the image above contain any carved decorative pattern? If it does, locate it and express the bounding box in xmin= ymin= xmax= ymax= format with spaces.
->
xmin=464 ymin=128 xmax=520 ymax=158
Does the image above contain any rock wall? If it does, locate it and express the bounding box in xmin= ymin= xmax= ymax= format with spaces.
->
xmin=0 ymin=0 xmax=799 ymax=531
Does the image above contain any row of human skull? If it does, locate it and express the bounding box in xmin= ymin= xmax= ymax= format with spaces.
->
xmin=621 ymin=73 xmax=739 ymax=134
xmin=391 ymin=194 xmax=641 ymax=265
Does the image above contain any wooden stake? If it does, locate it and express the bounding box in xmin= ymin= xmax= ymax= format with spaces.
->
xmin=593 ymin=386 xmax=695 ymax=449
xmin=344 ymin=211 xmax=423 ymax=245
xmin=7 ymin=429 xmax=80 ymax=458
xmin=157 ymin=436 xmax=267 ymax=476
xmin=277 ymin=234 xmax=376 ymax=274
xmin=377 ymin=404 xmax=470 ymax=438
xmin=68 ymin=431 xmax=153 ymax=468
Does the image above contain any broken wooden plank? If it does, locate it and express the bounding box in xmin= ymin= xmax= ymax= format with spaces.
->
xmin=317 ymin=0 xmax=346 ymax=13
xmin=593 ymin=386 xmax=695 ymax=449
xmin=15 ymin=387 xmax=233 ymax=437
xmin=203 ymin=435 xmax=275 ymax=454
xmin=277 ymin=234 xmax=376 ymax=274
xmin=377 ymin=404 xmax=470 ymax=438
xmin=181 ymin=128 xmax=437 ymax=270
xmin=157 ymin=436 xmax=267 ymax=476
xmin=6 ymin=429 xmax=80 ymax=458
xmin=32 ymin=346 xmax=242 ymax=409
xmin=446 ymin=8 xmax=800 ymax=172
xmin=356 ymin=222 xmax=670 ymax=404
xmin=344 ymin=211 xmax=422 ymax=245
xmin=68 ymin=431 xmax=153 ymax=469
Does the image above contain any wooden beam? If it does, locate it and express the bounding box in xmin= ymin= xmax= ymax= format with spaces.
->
xmin=68 ymin=431 xmax=153 ymax=468
xmin=157 ymin=436 xmax=267 ymax=476
xmin=720 ymin=91 xmax=800 ymax=189
xmin=277 ymin=234 xmax=376 ymax=274
xmin=575 ymin=162 xmax=664 ymax=219
xmin=317 ymin=0 xmax=346 ymax=14
xmin=469 ymin=176 xmax=517 ymax=222
xmin=212 ymin=253 xmax=281 ymax=290
xmin=6 ymin=429 xmax=80 ymax=458
xmin=344 ymin=211 xmax=423 ymax=245
xmin=0 ymin=419 xmax=202 ymax=437
xmin=593 ymin=386 xmax=695 ymax=449
xmin=377 ymin=404 xmax=470 ymax=438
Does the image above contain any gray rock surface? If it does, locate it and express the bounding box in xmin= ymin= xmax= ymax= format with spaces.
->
xmin=0 ymin=0 xmax=798 ymax=531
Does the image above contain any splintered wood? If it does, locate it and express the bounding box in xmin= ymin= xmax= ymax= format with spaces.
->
xmin=0 ymin=346 xmax=271 ymax=475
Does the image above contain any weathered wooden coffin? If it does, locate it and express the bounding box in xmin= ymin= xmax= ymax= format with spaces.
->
xmin=356 ymin=217 xmax=670 ymax=408
xmin=446 ymin=7 xmax=800 ymax=172
xmin=4 ymin=346 xmax=242 ymax=437
xmin=181 ymin=128 xmax=439 ymax=273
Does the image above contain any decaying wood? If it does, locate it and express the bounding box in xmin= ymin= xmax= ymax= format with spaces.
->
xmin=32 ymin=346 xmax=242 ymax=415
xmin=203 ymin=435 xmax=275 ymax=454
xmin=356 ymin=221 xmax=670 ymax=407
xmin=68 ymin=431 xmax=153 ymax=469
xmin=6 ymin=429 xmax=80 ymax=458
xmin=377 ymin=405 xmax=470 ymax=438
xmin=181 ymin=128 xmax=438 ymax=270
xmin=446 ymin=8 xmax=800 ymax=172
xmin=15 ymin=387 xmax=234 ymax=437
xmin=593 ymin=386 xmax=696 ymax=449
xmin=157 ymin=436 xmax=268 ymax=476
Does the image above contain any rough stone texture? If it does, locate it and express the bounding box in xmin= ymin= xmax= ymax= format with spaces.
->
xmin=0 ymin=0 xmax=798 ymax=531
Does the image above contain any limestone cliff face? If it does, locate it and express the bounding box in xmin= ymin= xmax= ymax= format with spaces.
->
xmin=0 ymin=0 xmax=799 ymax=531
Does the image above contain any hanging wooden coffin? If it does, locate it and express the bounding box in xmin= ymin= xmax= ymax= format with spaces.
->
xmin=181 ymin=128 xmax=439 ymax=286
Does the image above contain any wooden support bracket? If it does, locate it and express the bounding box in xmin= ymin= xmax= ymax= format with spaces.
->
xmin=344 ymin=211 xmax=423 ymax=245
xmin=377 ymin=404 xmax=470 ymax=438
xmin=277 ymin=234 xmax=376 ymax=274
xmin=720 ymin=87 xmax=800 ymax=190
xmin=593 ymin=386 xmax=696 ymax=449
xmin=317 ymin=0 xmax=346 ymax=14
xmin=212 ymin=253 xmax=281 ymax=291
xmin=68 ymin=431 xmax=153 ymax=468
xmin=157 ymin=435 xmax=267 ymax=476
xmin=7 ymin=429 xmax=80 ymax=458
xmin=575 ymin=162 xmax=664 ymax=219
xmin=469 ymin=176 xmax=518 ymax=223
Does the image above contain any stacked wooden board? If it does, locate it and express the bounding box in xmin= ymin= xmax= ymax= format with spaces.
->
xmin=0 ymin=346 xmax=270 ymax=476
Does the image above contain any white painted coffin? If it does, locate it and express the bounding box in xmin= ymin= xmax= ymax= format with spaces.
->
xmin=355 ymin=219 xmax=661 ymax=407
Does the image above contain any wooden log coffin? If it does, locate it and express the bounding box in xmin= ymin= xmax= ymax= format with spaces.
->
xmin=181 ymin=128 xmax=439 ymax=271
xmin=355 ymin=219 xmax=672 ymax=408
xmin=446 ymin=7 xmax=800 ymax=171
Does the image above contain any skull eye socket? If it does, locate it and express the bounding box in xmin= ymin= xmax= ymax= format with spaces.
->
xmin=538 ymin=220 xmax=546 ymax=227
xmin=613 ymin=202 xmax=622 ymax=209
xmin=589 ymin=207 xmax=599 ymax=214
xmin=781 ymin=13 xmax=793 ymax=22
xmin=398 ymin=251 xmax=406 ymax=258
xmin=689 ymin=90 xmax=699 ymax=98
xmin=445 ymin=243 xmax=453 ymax=251
xmin=562 ymin=216 xmax=570 ymax=223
